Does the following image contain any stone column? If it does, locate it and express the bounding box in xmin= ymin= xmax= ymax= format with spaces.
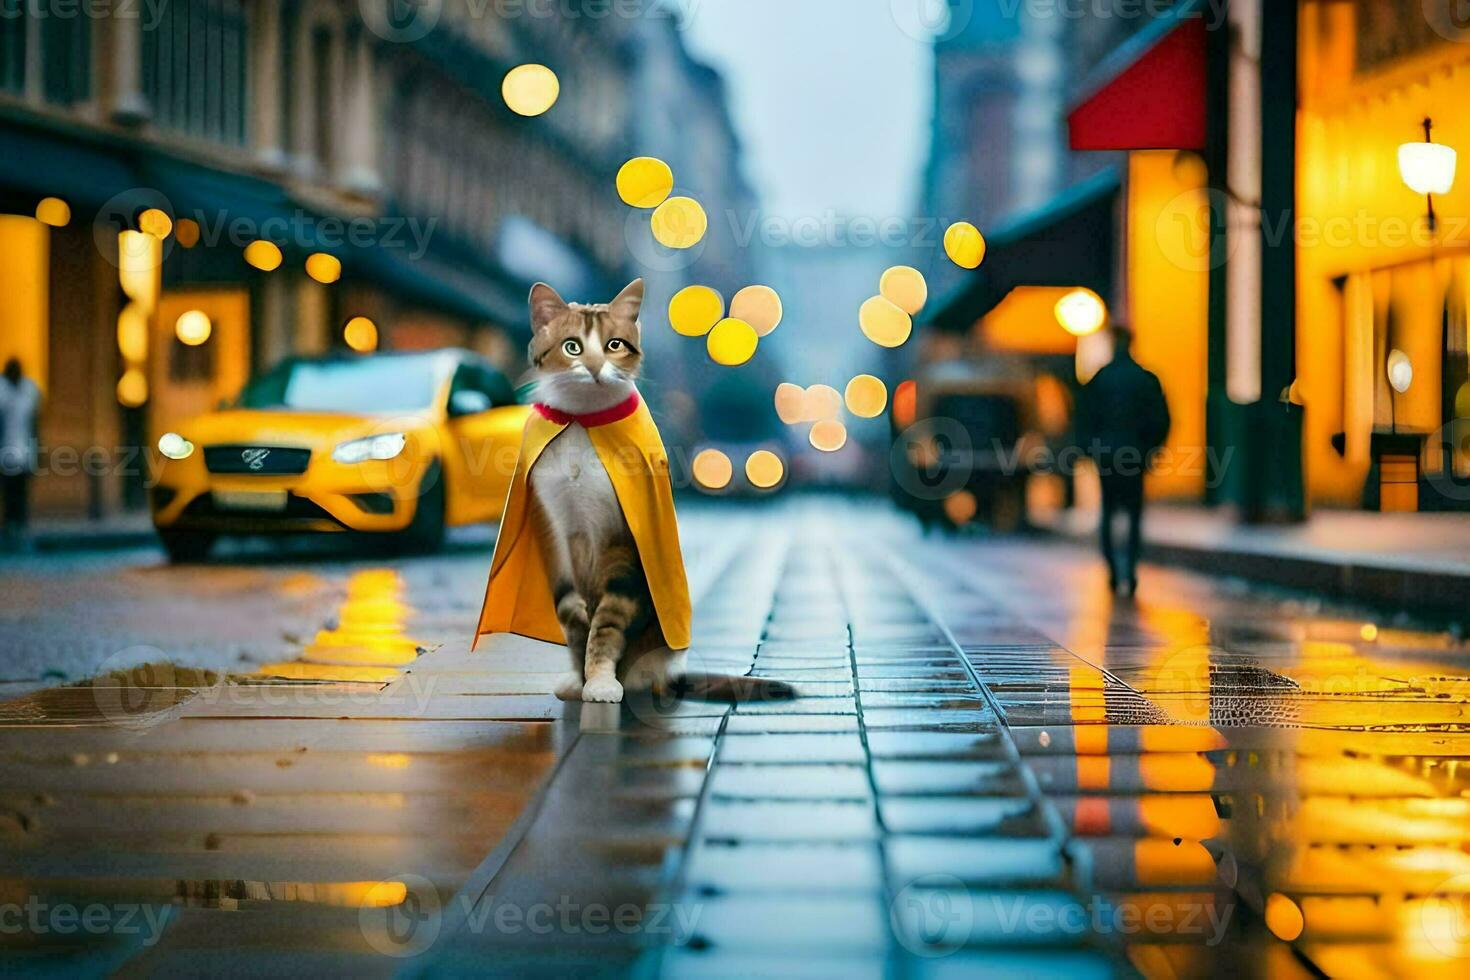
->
xmin=107 ymin=2 xmax=149 ymax=123
xmin=339 ymin=30 xmax=382 ymax=194
xmin=250 ymin=0 xmax=287 ymax=171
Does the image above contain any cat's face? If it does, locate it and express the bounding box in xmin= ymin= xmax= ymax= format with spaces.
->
xmin=528 ymin=279 xmax=643 ymax=414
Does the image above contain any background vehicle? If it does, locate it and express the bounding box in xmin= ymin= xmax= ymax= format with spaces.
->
xmin=150 ymin=350 xmax=530 ymax=562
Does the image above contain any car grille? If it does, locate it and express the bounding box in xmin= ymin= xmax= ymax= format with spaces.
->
xmin=203 ymin=445 xmax=312 ymax=475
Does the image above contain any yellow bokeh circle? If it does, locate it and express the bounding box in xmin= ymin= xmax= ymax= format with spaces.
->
xmin=344 ymin=316 xmax=378 ymax=352
xmin=706 ymin=317 xmax=758 ymax=366
xmin=502 ymin=64 xmax=560 ymax=116
xmin=116 ymin=303 xmax=148 ymax=363
xmin=944 ymin=221 xmax=986 ymax=269
xmin=879 ymin=266 xmax=928 ymax=315
xmin=744 ymin=450 xmax=785 ymax=489
xmin=650 ymin=196 xmax=708 ymax=249
xmin=774 ymin=383 xmax=806 ymax=424
xmin=804 ymin=384 xmax=842 ymax=422
xmin=175 ymin=310 xmax=212 ymax=346
xmin=844 ymin=375 xmax=888 ymax=418
xmin=306 ymin=252 xmax=342 ymax=284
xmin=116 ymin=367 xmax=148 ymax=408
xmin=617 ymin=157 xmax=674 ymax=208
xmin=859 ymin=295 xmax=913 ymax=348
xmin=35 ymin=197 xmax=70 ymax=227
xmin=730 ymin=285 xmax=783 ymax=337
xmin=244 ymin=240 xmax=283 ymax=272
xmin=668 ymin=285 xmax=724 ymax=337
xmin=1055 ymin=288 xmax=1107 ymax=337
xmin=1264 ymin=893 xmax=1304 ymax=942
xmin=175 ymin=218 xmax=201 ymax=248
xmin=809 ymin=419 xmax=848 ymax=452
xmin=691 ymin=448 xmax=733 ymax=491
xmin=138 ymin=207 xmax=173 ymax=239
xmin=944 ymin=490 xmax=978 ymax=525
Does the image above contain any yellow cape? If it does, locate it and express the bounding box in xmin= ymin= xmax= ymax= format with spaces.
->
xmin=473 ymin=398 xmax=691 ymax=651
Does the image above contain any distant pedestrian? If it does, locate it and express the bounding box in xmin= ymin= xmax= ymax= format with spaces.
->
xmin=0 ymin=358 xmax=42 ymax=550
xmin=1077 ymin=325 xmax=1170 ymax=596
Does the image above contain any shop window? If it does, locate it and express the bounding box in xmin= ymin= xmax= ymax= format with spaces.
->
xmin=40 ymin=12 xmax=89 ymax=105
xmin=142 ymin=0 xmax=249 ymax=145
xmin=0 ymin=2 xmax=24 ymax=93
xmin=170 ymin=336 xmax=215 ymax=384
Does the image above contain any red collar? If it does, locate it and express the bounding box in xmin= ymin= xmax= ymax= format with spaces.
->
xmin=534 ymin=391 xmax=640 ymax=428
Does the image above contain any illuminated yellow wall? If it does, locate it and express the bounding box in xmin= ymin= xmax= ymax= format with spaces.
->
xmin=1298 ymin=3 xmax=1470 ymax=503
xmin=1127 ymin=150 xmax=1209 ymax=499
xmin=0 ymin=215 xmax=50 ymax=391
xmin=151 ymin=289 xmax=251 ymax=436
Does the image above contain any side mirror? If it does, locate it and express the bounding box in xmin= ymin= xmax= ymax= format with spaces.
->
xmin=449 ymin=390 xmax=494 ymax=417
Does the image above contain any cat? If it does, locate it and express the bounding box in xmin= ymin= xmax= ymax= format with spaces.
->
xmin=525 ymin=278 xmax=794 ymax=707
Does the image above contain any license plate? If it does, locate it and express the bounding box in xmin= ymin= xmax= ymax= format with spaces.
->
xmin=213 ymin=490 xmax=289 ymax=512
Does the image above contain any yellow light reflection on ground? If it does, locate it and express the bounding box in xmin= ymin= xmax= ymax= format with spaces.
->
xmin=706 ymin=317 xmax=757 ymax=366
xmin=650 ymin=196 xmax=707 ymax=249
xmin=744 ymin=450 xmax=784 ymax=489
xmin=844 ymin=375 xmax=887 ymax=418
xmin=809 ymin=419 xmax=847 ymax=452
xmin=257 ymin=569 xmax=424 ymax=681
xmin=944 ymin=221 xmax=986 ymax=268
xmin=668 ymin=285 xmax=723 ymax=336
xmin=691 ymin=448 xmax=733 ymax=491
xmin=879 ymin=265 xmax=928 ymax=315
xmin=502 ymin=64 xmax=560 ymax=116
xmin=616 ymin=156 xmax=674 ymax=208
xmin=730 ymin=285 xmax=783 ymax=336
xmin=858 ymin=295 xmax=912 ymax=347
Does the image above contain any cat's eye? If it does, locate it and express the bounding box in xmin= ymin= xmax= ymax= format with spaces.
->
xmin=606 ymin=338 xmax=627 ymax=352
xmin=561 ymin=339 xmax=582 ymax=356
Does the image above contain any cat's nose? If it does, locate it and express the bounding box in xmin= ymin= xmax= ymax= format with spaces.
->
xmin=583 ymin=350 xmax=606 ymax=379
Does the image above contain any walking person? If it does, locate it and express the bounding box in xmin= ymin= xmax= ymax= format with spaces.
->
xmin=0 ymin=358 xmax=42 ymax=551
xmin=1077 ymin=325 xmax=1170 ymax=596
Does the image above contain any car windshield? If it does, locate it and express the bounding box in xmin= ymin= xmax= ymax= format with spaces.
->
xmin=237 ymin=355 xmax=444 ymax=414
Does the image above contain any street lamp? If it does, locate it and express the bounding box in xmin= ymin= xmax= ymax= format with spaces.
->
xmin=1398 ymin=118 xmax=1456 ymax=232
xmin=1054 ymin=288 xmax=1107 ymax=337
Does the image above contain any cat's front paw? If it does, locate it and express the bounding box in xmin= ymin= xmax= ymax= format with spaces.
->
xmin=553 ymin=671 xmax=585 ymax=701
xmin=581 ymin=676 xmax=624 ymax=703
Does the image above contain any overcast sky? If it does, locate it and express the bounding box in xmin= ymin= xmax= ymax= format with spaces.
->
xmin=681 ymin=0 xmax=936 ymax=222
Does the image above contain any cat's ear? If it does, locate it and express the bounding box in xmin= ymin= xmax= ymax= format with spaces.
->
xmin=609 ymin=278 xmax=644 ymax=323
xmin=529 ymin=283 xmax=568 ymax=334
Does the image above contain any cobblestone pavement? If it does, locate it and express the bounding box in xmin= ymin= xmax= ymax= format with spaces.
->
xmin=2 ymin=500 xmax=1469 ymax=977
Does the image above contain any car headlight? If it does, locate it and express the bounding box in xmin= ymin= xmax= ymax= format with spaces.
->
xmin=158 ymin=432 xmax=194 ymax=460
xmin=332 ymin=432 xmax=407 ymax=464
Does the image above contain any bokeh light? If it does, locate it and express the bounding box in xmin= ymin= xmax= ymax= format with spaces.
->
xmin=859 ymin=295 xmax=913 ymax=348
xmin=691 ymin=448 xmax=733 ymax=491
xmin=844 ymin=374 xmax=888 ymax=418
xmin=175 ymin=218 xmax=200 ymax=248
xmin=344 ymin=316 xmax=378 ymax=352
xmin=944 ymin=221 xmax=986 ymax=269
xmin=306 ymin=252 xmax=342 ymax=284
xmin=774 ymin=382 xmax=806 ymax=424
xmin=1387 ymin=348 xmax=1413 ymax=393
xmin=116 ymin=303 xmax=148 ymax=363
xmin=1055 ymin=287 xmax=1107 ymax=336
xmin=116 ymin=367 xmax=148 ymax=407
xmin=1455 ymin=380 xmax=1470 ymax=418
xmin=616 ymin=157 xmax=674 ymax=208
xmin=502 ymin=64 xmax=560 ymax=116
xmin=138 ymin=207 xmax=173 ymax=238
xmin=244 ymin=240 xmax=283 ymax=272
xmin=944 ymin=490 xmax=978 ymax=525
xmin=668 ymin=285 xmax=723 ymax=336
xmin=809 ymin=419 xmax=847 ymax=452
xmin=730 ymin=285 xmax=783 ymax=336
xmin=744 ymin=450 xmax=785 ymax=489
xmin=892 ymin=379 xmax=918 ymax=428
xmin=879 ymin=265 xmax=928 ymax=315
xmin=35 ymin=197 xmax=70 ymax=227
xmin=1264 ymin=893 xmax=1304 ymax=941
xmin=706 ymin=317 xmax=758 ymax=366
xmin=650 ymin=196 xmax=708 ymax=249
xmin=804 ymin=384 xmax=842 ymax=422
xmin=174 ymin=310 xmax=212 ymax=346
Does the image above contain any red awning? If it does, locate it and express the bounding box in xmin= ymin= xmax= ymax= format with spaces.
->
xmin=1067 ymin=10 xmax=1206 ymax=151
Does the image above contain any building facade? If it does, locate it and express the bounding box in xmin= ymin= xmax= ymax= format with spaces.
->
xmin=0 ymin=0 xmax=750 ymax=520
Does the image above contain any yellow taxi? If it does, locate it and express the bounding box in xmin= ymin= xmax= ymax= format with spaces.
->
xmin=150 ymin=350 xmax=530 ymax=561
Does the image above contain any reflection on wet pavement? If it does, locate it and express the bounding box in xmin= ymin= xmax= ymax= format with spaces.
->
xmin=1 ymin=502 xmax=1468 ymax=975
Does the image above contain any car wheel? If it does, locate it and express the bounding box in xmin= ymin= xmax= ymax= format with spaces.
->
xmin=159 ymin=530 xmax=215 ymax=564
xmin=399 ymin=461 xmax=446 ymax=554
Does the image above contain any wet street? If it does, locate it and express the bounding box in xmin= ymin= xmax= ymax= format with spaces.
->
xmin=2 ymin=499 xmax=1469 ymax=976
